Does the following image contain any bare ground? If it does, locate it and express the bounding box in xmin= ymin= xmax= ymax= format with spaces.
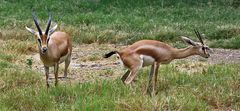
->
xmin=29 ymin=44 xmax=240 ymax=84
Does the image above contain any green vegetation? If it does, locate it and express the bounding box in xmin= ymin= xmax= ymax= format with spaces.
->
xmin=0 ymin=0 xmax=240 ymax=110
xmin=1 ymin=0 xmax=240 ymax=48
xmin=0 ymin=60 xmax=240 ymax=110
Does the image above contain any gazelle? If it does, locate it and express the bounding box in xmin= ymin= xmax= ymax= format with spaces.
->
xmin=26 ymin=13 xmax=72 ymax=88
xmin=104 ymin=30 xmax=211 ymax=93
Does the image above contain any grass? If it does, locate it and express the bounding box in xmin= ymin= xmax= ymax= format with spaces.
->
xmin=0 ymin=60 xmax=240 ymax=110
xmin=0 ymin=0 xmax=240 ymax=48
xmin=0 ymin=0 xmax=240 ymax=110
xmin=0 ymin=39 xmax=239 ymax=110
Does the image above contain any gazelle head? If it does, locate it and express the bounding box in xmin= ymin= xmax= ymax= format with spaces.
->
xmin=26 ymin=13 xmax=58 ymax=54
xmin=181 ymin=29 xmax=212 ymax=58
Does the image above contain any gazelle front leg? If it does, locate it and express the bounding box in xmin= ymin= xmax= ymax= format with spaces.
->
xmin=54 ymin=63 xmax=59 ymax=86
xmin=146 ymin=64 xmax=155 ymax=94
xmin=152 ymin=62 xmax=159 ymax=94
xmin=44 ymin=66 xmax=50 ymax=88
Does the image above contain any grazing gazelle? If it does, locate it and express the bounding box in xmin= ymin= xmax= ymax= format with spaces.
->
xmin=26 ymin=13 xmax=72 ymax=88
xmin=104 ymin=30 xmax=211 ymax=93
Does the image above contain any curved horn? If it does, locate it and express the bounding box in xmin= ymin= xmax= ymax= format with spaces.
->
xmin=32 ymin=13 xmax=42 ymax=35
xmin=194 ymin=29 xmax=204 ymax=45
xmin=45 ymin=13 xmax=52 ymax=36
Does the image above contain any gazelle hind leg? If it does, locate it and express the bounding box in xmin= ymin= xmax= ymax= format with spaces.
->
xmin=124 ymin=65 xmax=141 ymax=85
xmin=121 ymin=70 xmax=130 ymax=83
xmin=64 ymin=55 xmax=71 ymax=78
xmin=121 ymin=54 xmax=142 ymax=85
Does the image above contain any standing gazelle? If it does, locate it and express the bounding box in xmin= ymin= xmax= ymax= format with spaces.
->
xmin=104 ymin=30 xmax=211 ymax=93
xmin=26 ymin=13 xmax=72 ymax=88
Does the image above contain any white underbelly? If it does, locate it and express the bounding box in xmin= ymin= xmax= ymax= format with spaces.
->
xmin=140 ymin=55 xmax=155 ymax=67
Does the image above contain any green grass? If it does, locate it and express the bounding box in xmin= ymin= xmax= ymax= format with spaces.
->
xmin=0 ymin=41 xmax=239 ymax=110
xmin=1 ymin=0 xmax=240 ymax=48
xmin=1 ymin=0 xmax=240 ymax=110
xmin=0 ymin=60 xmax=240 ymax=110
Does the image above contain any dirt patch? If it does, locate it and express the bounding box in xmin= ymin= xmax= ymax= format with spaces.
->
xmin=29 ymin=44 xmax=124 ymax=84
xmin=208 ymin=48 xmax=240 ymax=64
xmin=28 ymin=44 xmax=240 ymax=84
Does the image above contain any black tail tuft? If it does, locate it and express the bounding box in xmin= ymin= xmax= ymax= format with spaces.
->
xmin=104 ymin=51 xmax=118 ymax=58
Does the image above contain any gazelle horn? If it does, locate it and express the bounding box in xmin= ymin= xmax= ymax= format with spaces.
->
xmin=32 ymin=12 xmax=43 ymax=35
xmin=45 ymin=13 xmax=52 ymax=36
xmin=194 ymin=29 xmax=204 ymax=45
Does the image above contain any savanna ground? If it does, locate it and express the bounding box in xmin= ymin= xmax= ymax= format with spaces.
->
xmin=1 ymin=0 xmax=240 ymax=110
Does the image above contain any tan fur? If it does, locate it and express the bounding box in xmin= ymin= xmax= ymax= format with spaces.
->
xmin=26 ymin=14 xmax=72 ymax=88
xmin=106 ymin=38 xmax=211 ymax=94
xmin=39 ymin=31 xmax=72 ymax=66
xmin=27 ymin=28 xmax=72 ymax=88
xmin=40 ymin=31 xmax=72 ymax=88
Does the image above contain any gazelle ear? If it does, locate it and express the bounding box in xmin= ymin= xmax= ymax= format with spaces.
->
xmin=49 ymin=24 xmax=58 ymax=35
xmin=181 ymin=36 xmax=197 ymax=46
xmin=26 ymin=27 xmax=37 ymax=35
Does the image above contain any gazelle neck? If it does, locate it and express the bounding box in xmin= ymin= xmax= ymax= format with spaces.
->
xmin=172 ymin=46 xmax=197 ymax=59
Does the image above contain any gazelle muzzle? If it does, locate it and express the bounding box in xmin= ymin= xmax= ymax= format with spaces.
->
xmin=41 ymin=46 xmax=48 ymax=54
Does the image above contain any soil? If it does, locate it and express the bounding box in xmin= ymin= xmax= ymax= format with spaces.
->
xmin=29 ymin=44 xmax=240 ymax=84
